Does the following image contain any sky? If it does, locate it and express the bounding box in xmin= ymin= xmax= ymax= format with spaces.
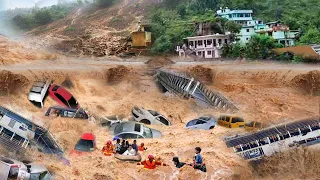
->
xmin=0 ymin=0 xmax=59 ymax=10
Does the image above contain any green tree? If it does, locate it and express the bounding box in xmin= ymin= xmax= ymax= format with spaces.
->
xmin=245 ymin=35 xmax=283 ymax=59
xmin=95 ymin=0 xmax=115 ymax=8
xmin=12 ymin=15 xmax=32 ymax=30
xmin=77 ymin=0 xmax=84 ymax=6
xmin=177 ymin=4 xmax=187 ymax=17
xmin=299 ymin=28 xmax=320 ymax=45
xmin=34 ymin=10 xmax=52 ymax=26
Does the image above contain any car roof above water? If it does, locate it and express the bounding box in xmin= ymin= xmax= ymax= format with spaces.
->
xmin=115 ymin=121 xmax=141 ymax=134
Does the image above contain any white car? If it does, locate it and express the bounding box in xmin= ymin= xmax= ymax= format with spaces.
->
xmin=111 ymin=121 xmax=162 ymax=139
xmin=0 ymin=156 xmax=52 ymax=180
xmin=131 ymin=106 xmax=171 ymax=126
xmin=28 ymin=80 xmax=51 ymax=108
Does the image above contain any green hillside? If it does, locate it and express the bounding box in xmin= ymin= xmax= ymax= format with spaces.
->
xmin=150 ymin=0 xmax=320 ymax=54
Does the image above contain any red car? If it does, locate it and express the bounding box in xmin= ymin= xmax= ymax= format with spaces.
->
xmin=71 ymin=133 xmax=96 ymax=155
xmin=48 ymin=84 xmax=79 ymax=109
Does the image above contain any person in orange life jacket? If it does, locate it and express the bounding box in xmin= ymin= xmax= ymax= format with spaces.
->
xmin=137 ymin=155 xmax=167 ymax=169
xmin=102 ymin=140 xmax=114 ymax=156
xmin=138 ymin=143 xmax=147 ymax=152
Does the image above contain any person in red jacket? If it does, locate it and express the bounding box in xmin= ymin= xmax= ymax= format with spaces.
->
xmin=102 ymin=140 xmax=114 ymax=156
xmin=138 ymin=143 xmax=147 ymax=152
xmin=137 ymin=155 xmax=167 ymax=169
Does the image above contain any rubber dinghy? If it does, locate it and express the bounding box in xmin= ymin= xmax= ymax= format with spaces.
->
xmin=114 ymin=153 xmax=142 ymax=162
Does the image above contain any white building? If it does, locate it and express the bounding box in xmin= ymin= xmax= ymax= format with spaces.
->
xmin=176 ymin=34 xmax=229 ymax=59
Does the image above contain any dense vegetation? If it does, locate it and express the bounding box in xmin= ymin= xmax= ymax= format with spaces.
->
xmin=150 ymin=0 xmax=320 ymax=60
xmin=10 ymin=3 xmax=79 ymax=30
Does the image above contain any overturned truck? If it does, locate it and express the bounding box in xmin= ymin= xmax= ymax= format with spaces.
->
xmin=0 ymin=106 xmax=63 ymax=155
xmin=155 ymin=69 xmax=238 ymax=112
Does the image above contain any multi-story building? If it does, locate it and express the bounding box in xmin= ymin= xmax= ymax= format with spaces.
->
xmin=176 ymin=34 xmax=230 ymax=59
xmin=217 ymin=8 xmax=299 ymax=46
xmin=216 ymin=7 xmax=253 ymax=25
xmin=255 ymin=21 xmax=299 ymax=46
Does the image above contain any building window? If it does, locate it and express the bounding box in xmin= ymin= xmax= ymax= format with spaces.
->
xmin=240 ymin=13 xmax=244 ymax=17
xmin=198 ymin=40 xmax=203 ymax=46
xmin=246 ymin=29 xmax=250 ymax=32
xmin=246 ymin=38 xmax=249 ymax=40
xmin=213 ymin=39 xmax=216 ymax=46
xmin=189 ymin=41 xmax=194 ymax=46
xmin=225 ymin=39 xmax=228 ymax=44
xmin=207 ymin=51 xmax=212 ymax=55
xmin=197 ymin=51 xmax=201 ymax=56
xmin=8 ymin=120 xmax=16 ymax=128
xmin=207 ymin=39 xmax=212 ymax=45
xmin=218 ymin=39 xmax=222 ymax=44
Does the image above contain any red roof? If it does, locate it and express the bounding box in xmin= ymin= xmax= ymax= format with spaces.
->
xmin=81 ymin=133 xmax=95 ymax=140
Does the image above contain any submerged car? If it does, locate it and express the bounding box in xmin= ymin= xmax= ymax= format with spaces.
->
xmin=45 ymin=106 xmax=88 ymax=119
xmin=132 ymin=106 xmax=171 ymax=126
xmin=0 ymin=156 xmax=52 ymax=180
xmin=218 ymin=115 xmax=245 ymax=128
xmin=28 ymin=80 xmax=51 ymax=108
xmin=111 ymin=121 xmax=162 ymax=139
xmin=185 ymin=116 xmax=217 ymax=130
xmin=245 ymin=121 xmax=268 ymax=131
xmin=48 ymin=84 xmax=79 ymax=109
xmin=71 ymin=133 xmax=96 ymax=154
xmin=100 ymin=115 xmax=124 ymax=127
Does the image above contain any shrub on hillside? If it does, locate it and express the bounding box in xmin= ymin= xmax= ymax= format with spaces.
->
xmin=94 ymin=0 xmax=115 ymax=8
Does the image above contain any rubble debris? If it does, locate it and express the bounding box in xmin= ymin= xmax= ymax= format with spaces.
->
xmin=55 ymin=35 xmax=128 ymax=57
xmin=61 ymin=76 xmax=74 ymax=88
xmin=145 ymin=57 xmax=175 ymax=68
xmin=189 ymin=65 xmax=215 ymax=85
xmin=105 ymin=65 xmax=131 ymax=85
xmin=0 ymin=70 xmax=29 ymax=96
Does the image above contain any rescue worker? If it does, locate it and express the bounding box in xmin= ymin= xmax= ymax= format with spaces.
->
xmin=138 ymin=143 xmax=147 ymax=152
xmin=137 ymin=155 xmax=167 ymax=169
xmin=102 ymin=140 xmax=114 ymax=156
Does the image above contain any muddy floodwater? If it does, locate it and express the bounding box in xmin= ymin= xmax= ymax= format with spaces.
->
xmin=0 ymin=54 xmax=319 ymax=180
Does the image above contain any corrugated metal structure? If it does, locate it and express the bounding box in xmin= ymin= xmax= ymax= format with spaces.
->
xmin=156 ymin=69 xmax=238 ymax=112
xmin=225 ymin=118 xmax=320 ymax=148
xmin=0 ymin=106 xmax=63 ymax=154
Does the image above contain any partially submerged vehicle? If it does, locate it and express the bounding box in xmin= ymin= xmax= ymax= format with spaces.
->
xmin=245 ymin=121 xmax=268 ymax=131
xmin=111 ymin=121 xmax=162 ymax=139
xmin=71 ymin=133 xmax=96 ymax=155
xmin=132 ymin=106 xmax=171 ymax=126
xmin=45 ymin=106 xmax=88 ymax=119
xmin=100 ymin=115 xmax=124 ymax=127
xmin=0 ymin=106 xmax=63 ymax=155
xmin=225 ymin=118 xmax=320 ymax=160
xmin=217 ymin=115 xmax=245 ymax=128
xmin=28 ymin=80 xmax=51 ymax=108
xmin=185 ymin=115 xmax=216 ymax=130
xmin=0 ymin=156 xmax=52 ymax=180
xmin=48 ymin=84 xmax=79 ymax=109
